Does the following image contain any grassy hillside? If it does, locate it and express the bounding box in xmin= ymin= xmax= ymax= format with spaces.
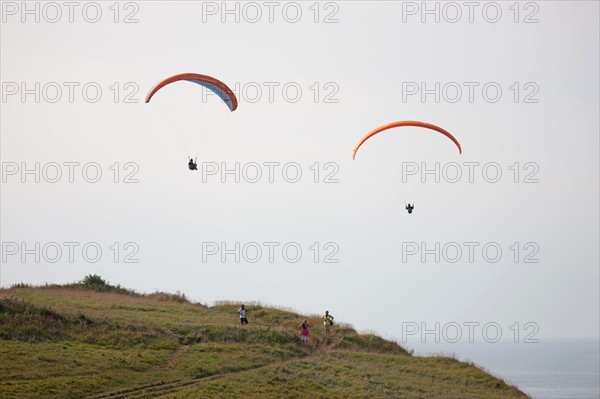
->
xmin=0 ymin=277 xmax=528 ymax=399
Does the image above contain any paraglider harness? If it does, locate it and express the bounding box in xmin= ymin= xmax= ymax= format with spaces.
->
xmin=405 ymin=203 xmax=414 ymax=214
xmin=188 ymin=157 xmax=198 ymax=171
xmin=323 ymin=315 xmax=334 ymax=326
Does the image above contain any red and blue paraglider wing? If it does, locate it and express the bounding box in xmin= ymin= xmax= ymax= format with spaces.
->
xmin=145 ymin=73 xmax=238 ymax=111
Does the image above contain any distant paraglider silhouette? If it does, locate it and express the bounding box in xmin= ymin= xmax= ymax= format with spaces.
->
xmin=353 ymin=121 xmax=462 ymax=213
xmin=146 ymin=73 xmax=238 ymax=170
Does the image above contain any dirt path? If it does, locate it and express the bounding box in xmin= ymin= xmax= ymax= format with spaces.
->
xmin=164 ymin=344 xmax=191 ymax=369
xmin=85 ymin=354 xmax=308 ymax=399
xmin=86 ymin=328 xmax=325 ymax=398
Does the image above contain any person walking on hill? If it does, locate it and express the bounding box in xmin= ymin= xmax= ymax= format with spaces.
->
xmin=299 ymin=320 xmax=310 ymax=345
xmin=238 ymin=304 xmax=248 ymax=325
xmin=323 ymin=310 xmax=334 ymax=336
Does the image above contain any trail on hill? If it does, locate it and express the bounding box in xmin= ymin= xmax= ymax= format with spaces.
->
xmin=86 ymin=326 xmax=324 ymax=399
xmin=160 ymin=328 xmax=192 ymax=369
xmin=84 ymin=352 xmax=306 ymax=399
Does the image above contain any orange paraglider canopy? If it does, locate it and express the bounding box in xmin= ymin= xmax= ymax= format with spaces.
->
xmin=352 ymin=121 xmax=462 ymax=159
xmin=145 ymin=73 xmax=238 ymax=111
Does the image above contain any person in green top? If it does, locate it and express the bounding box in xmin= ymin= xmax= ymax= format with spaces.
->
xmin=323 ymin=310 xmax=334 ymax=336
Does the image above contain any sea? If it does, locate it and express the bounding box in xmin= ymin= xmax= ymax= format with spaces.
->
xmin=407 ymin=340 xmax=600 ymax=399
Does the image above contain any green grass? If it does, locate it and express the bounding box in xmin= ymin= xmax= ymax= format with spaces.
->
xmin=166 ymin=352 xmax=527 ymax=399
xmin=0 ymin=280 xmax=529 ymax=399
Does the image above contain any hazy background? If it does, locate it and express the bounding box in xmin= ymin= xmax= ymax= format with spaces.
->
xmin=2 ymin=0 xmax=598 ymax=357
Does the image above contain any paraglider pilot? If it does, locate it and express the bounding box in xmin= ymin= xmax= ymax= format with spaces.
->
xmin=405 ymin=203 xmax=414 ymax=214
xmin=188 ymin=157 xmax=197 ymax=171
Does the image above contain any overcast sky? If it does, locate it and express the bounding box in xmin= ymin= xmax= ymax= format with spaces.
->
xmin=1 ymin=1 xmax=598 ymax=345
